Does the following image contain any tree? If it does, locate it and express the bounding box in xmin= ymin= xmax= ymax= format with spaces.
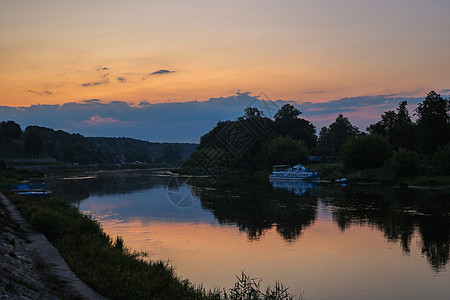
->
xmin=0 ymin=120 xmax=22 ymax=143
xmin=24 ymin=131 xmax=44 ymax=156
xmin=391 ymin=148 xmax=419 ymax=176
xmin=240 ymin=107 xmax=265 ymax=120
xmin=274 ymin=104 xmax=301 ymax=120
xmin=341 ymin=135 xmax=392 ymax=170
xmin=326 ymin=114 xmax=360 ymax=156
xmin=273 ymin=104 xmax=316 ymax=149
xmin=368 ymin=110 xmax=396 ymax=137
xmin=368 ymin=101 xmax=415 ymax=150
xmin=162 ymin=144 xmax=182 ymax=163
xmin=265 ymin=136 xmax=309 ymax=166
xmin=317 ymin=126 xmax=332 ymax=155
xmin=433 ymin=143 xmax=450 ymax=175
xmin=415 ymin=91 xmax=450 ymax=153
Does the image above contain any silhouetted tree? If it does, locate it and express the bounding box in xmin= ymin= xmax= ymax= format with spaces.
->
xmin=341 ymin=135 xmax=392 ymax=170
xmin=239 ymin=107 xmax=265 ymax=120
xmin=415 ymin=91 xmax=450 ymax=153
xmin=321 ymin=114 xmax=360 ymax=156
xmin=24 ymin=131 xmax=44 ymax=156
xmin=273 ymin=104 xmax=316 ymax=149
xmin=391 ymin=148 xmax=419 ymax=176
xmin=317 ymin=126 xmax=332 ymax=156
xmin=433 ymin=143 xmax=450 ymax=175
xmin=274 ymin=104 xmax=301 ymax=120
xmin=265 ymin=135 xmax=309 ymax=166
xmin=368 ymin=101 xmax=415 ymax=150
xmin=162 ymin=144 xmax=182 ymax=163
xmin=0 ymin=120 xmax=22 ymax=143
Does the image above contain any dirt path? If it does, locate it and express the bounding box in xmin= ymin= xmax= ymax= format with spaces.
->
xmin=0 ymin=193 xmax=107 ymax=299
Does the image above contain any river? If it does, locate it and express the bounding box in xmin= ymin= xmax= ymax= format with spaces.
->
xmin=51 ymin=170 xmax=450 ymax=299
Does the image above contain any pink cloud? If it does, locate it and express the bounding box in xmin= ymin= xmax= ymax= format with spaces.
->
xmin=82 ymin=115 xmax=120 ymax=125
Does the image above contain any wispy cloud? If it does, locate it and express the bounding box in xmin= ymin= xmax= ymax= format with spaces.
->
xmin=150 ymin=69 xmax=175 ymax=76
xmin=82 ymin=99 xmax=102 ymax=104
xmin=82 ymin=115 xmax=120 ymax=125
xmin=81 ymin=81 xmax=108 ymax=87
xmin=96 ymin=66 xmax=109 ymax=71
xmin=117 ymin=77 xmax=127 ymax=83
xmin=27 ymin=90 xmax=53 ymax=95
xmin=306 ymin=90 xmax=327 ymax=94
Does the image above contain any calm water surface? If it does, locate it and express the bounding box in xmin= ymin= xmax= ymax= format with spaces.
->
xmin=54 ymin=171 xmax=450 ymax=299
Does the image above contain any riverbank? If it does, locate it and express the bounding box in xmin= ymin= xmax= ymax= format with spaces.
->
xmin=0 ymin=192 xmax=105 ymax=299
xmin=310 ymin=163 xmax=450 ymax=188
xmin=3 ymin=190 xmax=300 ymax=299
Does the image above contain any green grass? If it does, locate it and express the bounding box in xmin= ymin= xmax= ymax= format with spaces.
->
xmin=409 ymin=176 xmax=450 ymax=187
xmin=7 ymin=193 xmax=302 ymax=300
xmin=308 ymin=163 xmax=345 ymax=181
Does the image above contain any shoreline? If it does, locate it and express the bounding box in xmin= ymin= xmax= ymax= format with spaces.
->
xmin=0 ymin=192 xmax=105 ymax=299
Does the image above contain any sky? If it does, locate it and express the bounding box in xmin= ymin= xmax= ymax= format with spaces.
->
xmin=1 ymin=0 xmax=450 ymax=141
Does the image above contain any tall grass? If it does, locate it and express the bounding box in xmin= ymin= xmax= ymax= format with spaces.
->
xmin=8 ymin=193 xmax=302 ymax=299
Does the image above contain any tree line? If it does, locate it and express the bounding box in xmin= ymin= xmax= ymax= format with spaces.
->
xmin=183 ymin=90 xmax=450 ymax=177
xmin=0 ymin=124 xmax=196 ymax=165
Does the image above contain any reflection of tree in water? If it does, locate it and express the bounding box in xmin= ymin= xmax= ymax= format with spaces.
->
xmin=191 ymin=180 xmax=318 ymax=242
xmin=319 ymin=186 xmax=450 ymax=272
xmin=48 ymin=172 xmax=449 ymax=272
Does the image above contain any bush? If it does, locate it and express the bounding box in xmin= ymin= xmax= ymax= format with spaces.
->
xmin=391 ymin=148 xmax=419 ymax=177
xmin=433 ymin=143 xmax=450 ymax=175
xmin=341 ymin=135 xmax=392 ymax=170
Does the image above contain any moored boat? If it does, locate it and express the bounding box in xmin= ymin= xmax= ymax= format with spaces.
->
xmin=269 ymin=164 xmax=320 ymax=180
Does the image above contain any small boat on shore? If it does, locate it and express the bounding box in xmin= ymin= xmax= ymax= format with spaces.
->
xmin=9 ymin=183 xmax=52 ymax=197
xmin=269 ymin=164 xmax=320 ymax=181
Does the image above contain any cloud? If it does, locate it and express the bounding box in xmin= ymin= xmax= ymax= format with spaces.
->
xmin=82 ymin=115 xmax=120 ymax=125
xmin=150 ymin=69 xmax=175 ymax=76
xmin=0 ymin=92 xmax=431 ymax=142
xmin=81 ymin=81 xmax=108 ymax=87
xmin=27 ymin=90 xmax=53 ymax=96
xmin=306 ymin=90 xmax=327 ymax=94
xmin=440 ymin=88 xmax=450 ymax=94
xmin=82 ymin=99 xmax=101 ymax=104
xmin=138 ymin=100 xmax=152 ymax=107
xmin=117 ymin=77 xmax=127 ymax=83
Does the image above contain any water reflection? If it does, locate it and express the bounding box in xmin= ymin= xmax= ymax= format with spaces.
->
xmin=319 ymin=186 xmax=450 ymax=272
xmin=270 ymin=179 xmax=318 ymax=196
xmin=191 ymin=179 xmax=449 ymax=272
xmin=194 ymin=180 xmax=317 ymax=242
xmin=52 ymin=171 xmax=450 ymax=273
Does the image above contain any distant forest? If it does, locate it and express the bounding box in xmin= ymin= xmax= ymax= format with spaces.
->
xmin=182 ymin=90 xmax=450 ymax=177
xmin=0 ymin=124 xmax=197 ymax=165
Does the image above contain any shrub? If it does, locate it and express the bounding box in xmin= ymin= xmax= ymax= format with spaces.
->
xmin=391 ymin=148 xmax=419 ymax=177
xmin=433 ymin=143 xmax=450 ymax=175
xmin=341 ymin=135 xmax=392 ymax=170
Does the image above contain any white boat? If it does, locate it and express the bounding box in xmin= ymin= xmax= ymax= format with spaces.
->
xmin=269 ymin=164 xmax=320 ymax=180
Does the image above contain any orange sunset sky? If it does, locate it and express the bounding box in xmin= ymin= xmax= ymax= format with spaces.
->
xmin=1 ymin=0 xmax=450 ymax=108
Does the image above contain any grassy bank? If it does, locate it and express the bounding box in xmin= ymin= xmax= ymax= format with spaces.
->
xmin=310 ymin=162 xmax=450 ymax=187
xmin=7 ymin=192 xmax=300 ymax=300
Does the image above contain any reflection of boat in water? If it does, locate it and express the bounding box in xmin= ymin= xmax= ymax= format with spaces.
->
xmin=269 ymin=164 xmax=320 ymax=180
xmin=270 ymin=179 xmax=318 ymax=196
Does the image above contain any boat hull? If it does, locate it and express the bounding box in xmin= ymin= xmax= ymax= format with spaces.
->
xmin=269 ymin=175 xmax=320 ymax=181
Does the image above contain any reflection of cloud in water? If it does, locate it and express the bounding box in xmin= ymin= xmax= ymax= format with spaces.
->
xmin=270 ymin=180 xmax=318 ymax=196
xmin=78 ymin=187 xmax=218 ymax=225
